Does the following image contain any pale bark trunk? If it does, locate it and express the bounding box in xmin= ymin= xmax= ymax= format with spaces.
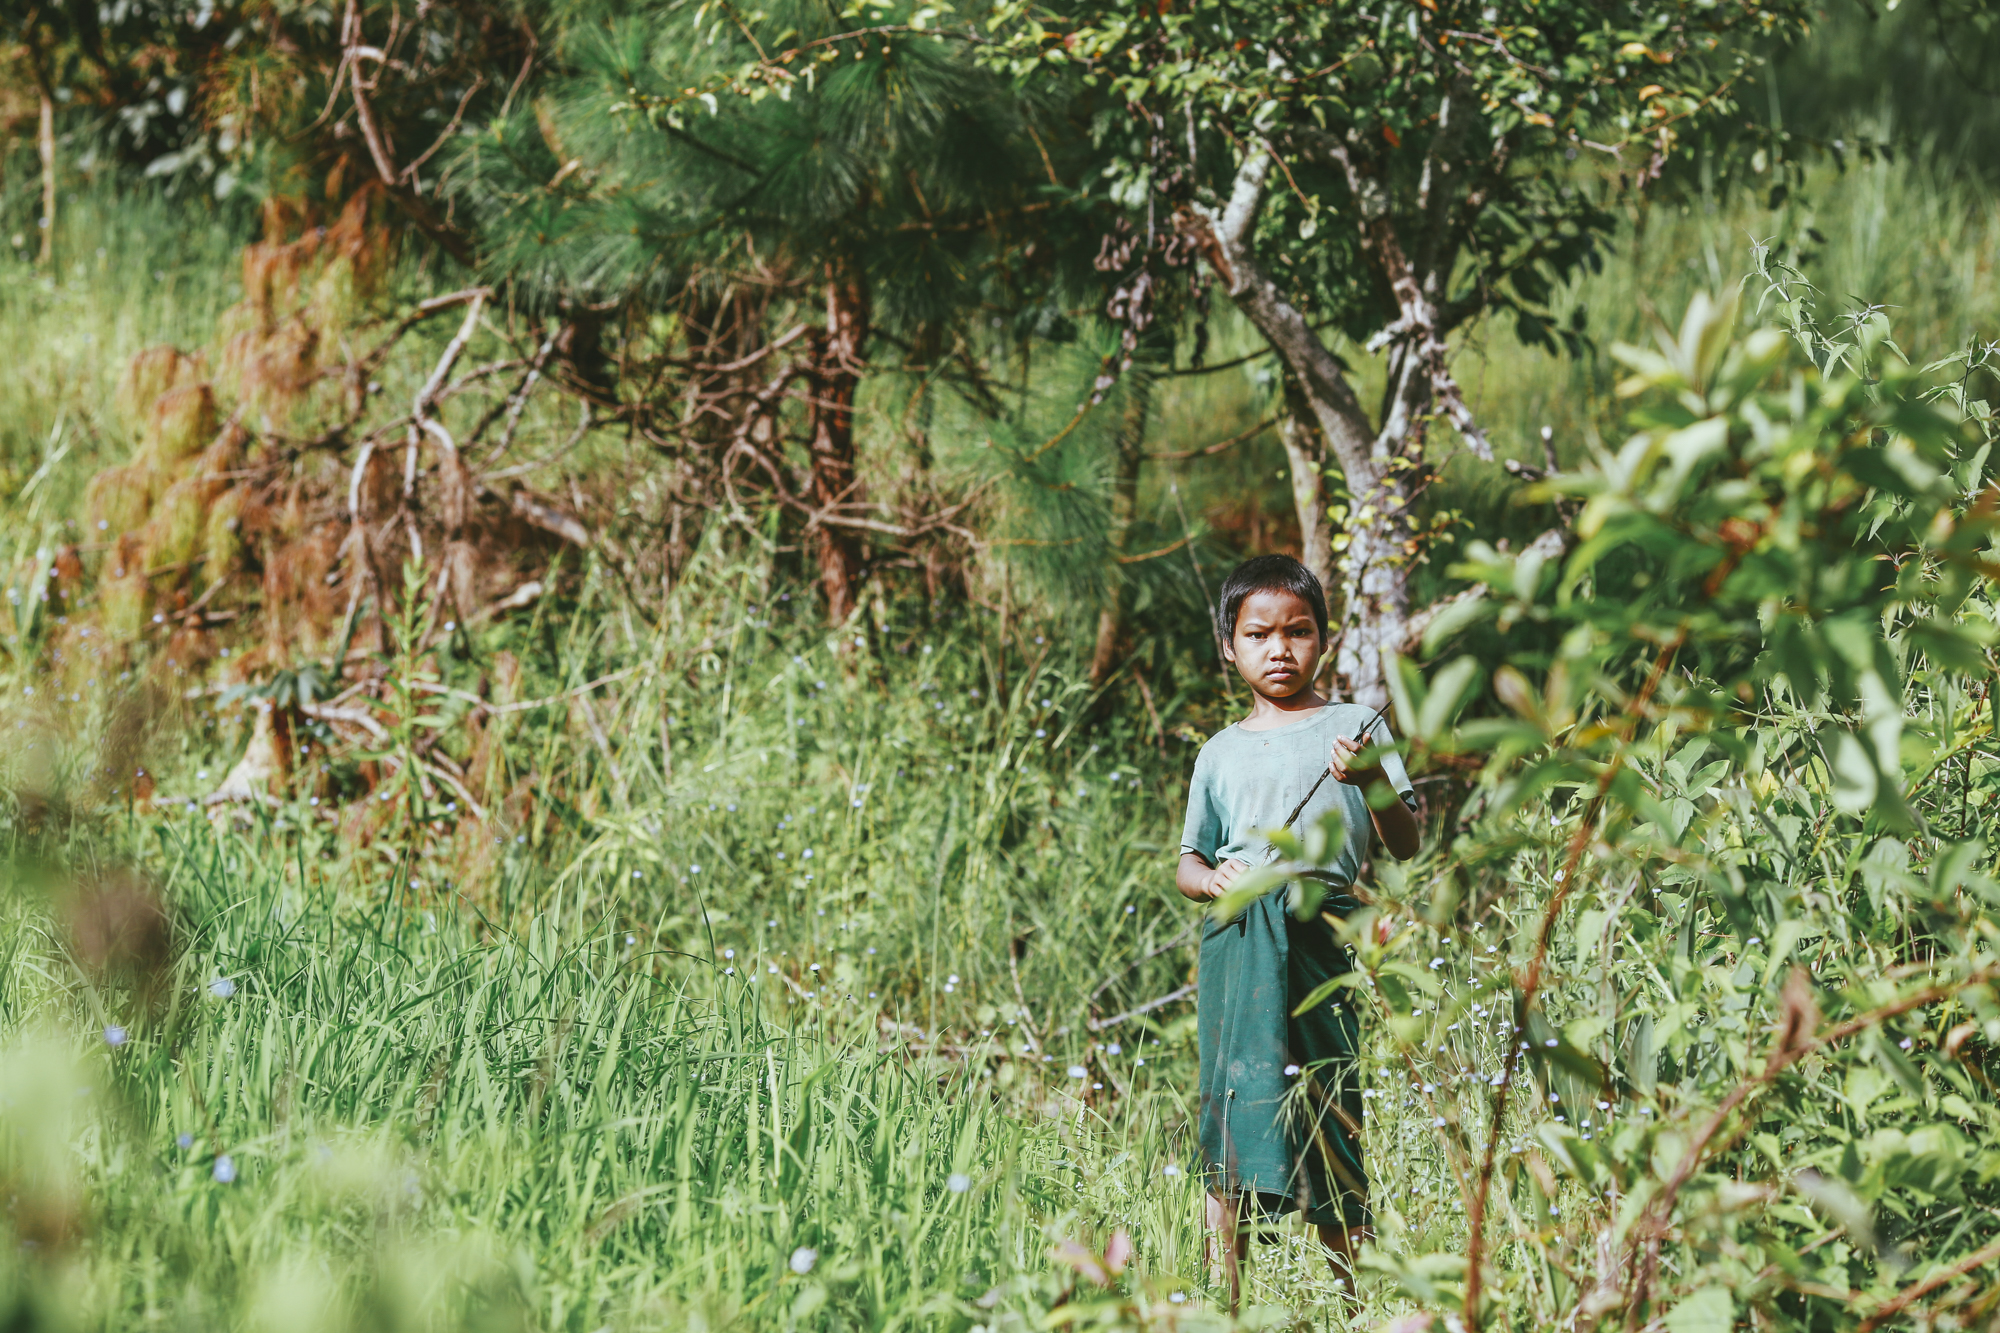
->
xmin=1276 ymin=412 xmax=1334 ymax=603
xmin=808 ymin=271 xmax=869 ymax=624
xmin=1089 ymin=371 xmax=1151 ymax=684
xmin=36 ymin=77 xmax=56 ymax=268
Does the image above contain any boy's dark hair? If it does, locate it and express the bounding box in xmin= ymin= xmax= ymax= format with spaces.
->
xmin=1216 ymin=555 xmax=1329 ymax=644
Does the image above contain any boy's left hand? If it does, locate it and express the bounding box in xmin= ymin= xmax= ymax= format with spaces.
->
xmin=1329 ymin=733 xmax=1386 ymax=788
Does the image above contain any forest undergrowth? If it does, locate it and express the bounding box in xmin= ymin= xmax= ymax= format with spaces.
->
xmin=5 ymin=146 xmax=2000 ymax=1332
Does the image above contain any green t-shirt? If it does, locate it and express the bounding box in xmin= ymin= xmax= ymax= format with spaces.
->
xmin=1179 ymin=702 xmax=1415 ymax=887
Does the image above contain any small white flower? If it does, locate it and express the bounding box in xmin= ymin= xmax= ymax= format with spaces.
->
xmin=790 ymin=1247 xmax=817 ymax=1275
xmin=1284 ymin=1064 xmax=1301 ymax=1076
xmin=207 ymin=977 xmax=235 ymax=999
xmin=1162 ymin=1164 xmax=1181 ymax=1177
xmin=625 ymin=934 xmax=636 ymax=945
xmin=946 ymin=1173 xmax=972 ymax=1194
xmin=104 ymin=1024 xmax=127 ymax=1047
xmin=213 ymin=1155 xmax=236 ymax=1184
xmin=1034 ymin=729 xmax=1046 ymax=738
xmin=1068 ymin=1065 xmax=1087 ymax=1079
xmin=723 ymin=949 xmax=735 ymax=959
xmin=1545 ymin=1039 xmax=1558 ymax=1047
xmin=1169 ymin=1292 xmax=1187 ymax=1304
xmin=1430 ymin=957 xmax=1444 ymax=969
xmin=176 ymin=1133 xmax=193 ymax=1149
xmin=1107 ymin=1043 xmax=1122 ymax=1055
xmin=691 ymin=865 xmax=702 ymax=874
xmin=1434 ymin=1117 xmax=1447 ymax=1127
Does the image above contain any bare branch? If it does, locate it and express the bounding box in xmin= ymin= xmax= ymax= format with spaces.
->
xmin=510 ymin=489 xmax=592 ymax=546
xmin=1177 ymin=148 xmax=1376 ymax=485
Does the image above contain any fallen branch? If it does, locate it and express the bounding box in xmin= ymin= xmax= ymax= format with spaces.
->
xmin=510 ymin=489 xmax=592 ymax=546
xmin=1087 ymin=983 xmax=1197 ymax=1032
xmin=299 ymin=699 xmax=391 ymax=743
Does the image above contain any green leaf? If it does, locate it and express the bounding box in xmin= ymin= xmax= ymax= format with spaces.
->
xmin=1829 ymin=731 xmax=1879 ymax=815
xmin=1663 ymin=1287 xmax=1733 ymax=1333
xmin=1417 ymin=656 xmax=1480 ymax=745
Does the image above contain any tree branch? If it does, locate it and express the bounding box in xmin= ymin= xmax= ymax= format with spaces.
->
xmin=1177 ymin=147 xmax=1376 ymax=487
xmin=1401 ymin=527 xmax=1566 ymax=654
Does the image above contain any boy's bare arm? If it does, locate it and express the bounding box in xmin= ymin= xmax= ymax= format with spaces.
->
xmin=1367 ymin=793 xmax=1421 ymax=861
xmin=1178 ymin=852 xmax=1250 ymax=902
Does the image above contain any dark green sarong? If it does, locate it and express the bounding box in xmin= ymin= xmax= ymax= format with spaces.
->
xmin=1197 ymin=883 xmax=1368 ymax=1226
xmin=1181 ymin=704 xmax=1413 ymax=1228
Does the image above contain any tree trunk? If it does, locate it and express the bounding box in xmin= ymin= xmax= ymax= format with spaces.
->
xmin=1329 ymin=465 xmax=1420 ymax=705
xmin=1089 ymin=368 xmax=1152 ymax=684
xmin=807 ymin=270 xmax=869 ymax=624
xmin=1276 ymin=409 xmax=1334 ymax=603
xmin=32 ymin=56 xmax=56 ymax=268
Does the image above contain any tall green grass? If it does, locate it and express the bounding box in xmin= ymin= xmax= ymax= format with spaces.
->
xmin=1 ymin=812 xmax=1202 ymax=1332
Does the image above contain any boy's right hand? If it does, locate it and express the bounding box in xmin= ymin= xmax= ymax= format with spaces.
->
xmin=1206 ymin=859 xmax=1251 ymax=899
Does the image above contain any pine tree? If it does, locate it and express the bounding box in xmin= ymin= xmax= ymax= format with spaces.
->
xmin=456 ymin=0 xmax=1096 ymax=621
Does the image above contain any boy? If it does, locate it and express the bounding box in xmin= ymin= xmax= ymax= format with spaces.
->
xmin=1176 ymin=555 xmax=1421 ymax=1307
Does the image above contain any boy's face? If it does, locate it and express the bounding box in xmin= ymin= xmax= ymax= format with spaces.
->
xmin=1223 ymin=588 xmax=1324 ymax=699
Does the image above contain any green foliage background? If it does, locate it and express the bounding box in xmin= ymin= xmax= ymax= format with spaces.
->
xmin=7 ymin=4 xmax=2000 ymax=1332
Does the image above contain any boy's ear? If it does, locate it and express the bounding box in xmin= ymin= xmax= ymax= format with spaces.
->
xmin=1220 ymin=636 xmax=1238 ymax=663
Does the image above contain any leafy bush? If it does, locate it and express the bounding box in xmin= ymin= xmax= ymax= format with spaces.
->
xmin=1251 ymin=280 xmax=2000 ymax=1331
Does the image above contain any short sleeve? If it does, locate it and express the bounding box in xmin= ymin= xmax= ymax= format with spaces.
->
xmin=1180 ymin=749 xmax=1222 ymax=861
xmin=1368 ymin=718 xmax=1420 ymax=813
